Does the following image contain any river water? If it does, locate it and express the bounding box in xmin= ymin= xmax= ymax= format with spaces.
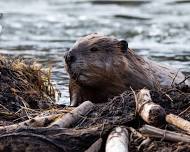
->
xmin=0 ymin=0 xmax=190 ymax=104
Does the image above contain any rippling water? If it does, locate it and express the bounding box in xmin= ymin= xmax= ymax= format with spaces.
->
xmin=0 ymin=0 xmax=190 ymax=104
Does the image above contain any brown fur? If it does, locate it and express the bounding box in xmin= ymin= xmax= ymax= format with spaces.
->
xmin=65 ymin=33 xmax=188 ymax=106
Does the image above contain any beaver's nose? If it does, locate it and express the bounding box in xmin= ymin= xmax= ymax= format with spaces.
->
xmin=64 ymin=52 xmax=76 ymax=65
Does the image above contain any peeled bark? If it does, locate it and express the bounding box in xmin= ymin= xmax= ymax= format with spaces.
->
xmin=106 ymin=126 xmax=129 ymax=152
xmin=166 ymin=113 xmax=190 ymax=134
xmin=49 ymin=101 xmax=94 ymax=128
xmin=136 ymin=89 xmax=166 ymax=126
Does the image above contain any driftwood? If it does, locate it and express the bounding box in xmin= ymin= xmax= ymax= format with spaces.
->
xmin=136 ymin=89 xmax=166 ymax=126
xmin=166 ymin=113 xmax=190 ymax=134
xmin=106 ymin=126 xmax=129 ymax=152
xmin=0 ymin=114 xmax=60 ymax=134
xmin=85 ymin=138 xmax=102 ymax=152
xmin=49 ymin=101 xmax=94 ymax=128
xmin=140 ymin=125 xmax=190 ymax=143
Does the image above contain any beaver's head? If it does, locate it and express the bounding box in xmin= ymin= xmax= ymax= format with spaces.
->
xmin=64 ymin=33 xmax=128 ymax=87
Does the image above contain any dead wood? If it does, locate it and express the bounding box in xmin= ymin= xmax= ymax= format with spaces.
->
xmin=85 ymin=138 xmax=102 ymax=152
xmin=49 ymin=101 xmax=94 ymax=128
xmin=0 ymin=124 xmax=112 ymax=152
xmin=139 ymin=125 xmax=190 ymax=143
xmin=129 ymin=127 xmax=145 ymax=139
xmin=106 ymin=126 xmax=129 ymax=152
xmin=138 ymin=137 xmax=151 ymax=151
xmin=136 ymin=89 xmax=166 ymax=126
xmin=166 ymin=113 xmax=190 ymax=134
xmin=0 ymin=114 xmax=61 ymax=134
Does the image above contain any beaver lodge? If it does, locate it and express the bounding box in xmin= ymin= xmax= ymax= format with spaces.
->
xmin=0 ymin=55 xmax=189 ymax=152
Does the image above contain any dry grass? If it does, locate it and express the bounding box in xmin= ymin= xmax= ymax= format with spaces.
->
xmin=0 ymin=55 xmax=58 ymax=124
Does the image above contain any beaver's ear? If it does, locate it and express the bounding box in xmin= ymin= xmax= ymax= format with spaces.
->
xmin=119 ymin=40 xmax=128 ymax=53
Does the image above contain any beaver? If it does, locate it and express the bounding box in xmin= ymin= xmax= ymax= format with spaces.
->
xmin=64 ymin=33 xmax=189 ymax=106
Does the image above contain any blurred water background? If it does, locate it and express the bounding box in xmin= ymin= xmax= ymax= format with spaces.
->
xmin=0 ymin=0 xmax=190 ymax=104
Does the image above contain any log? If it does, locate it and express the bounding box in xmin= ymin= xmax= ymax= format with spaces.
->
xmin=136 ymin=89 xmax=166 ymax=126
xmin=49 ymin=101 xmax=94 ymax=128
xmin=140 ymin=125 xmax=190 ymax=143
xmin=166 ymin=113 xmax=190 ymax=134
xmin=85 ymin=138 xmax=102 ymax=152
xmin=105 ymin=126 xmax=129 ymax=152
xmin=0 ymin=114 xmax=60 ymax=134
xmin=0 ymin=125 xmax=112 ymax=152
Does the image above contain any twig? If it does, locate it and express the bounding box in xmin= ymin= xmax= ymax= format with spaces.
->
xmin=130 ymin=87 xmax=138 ymax=115
xmin=171 ymin=69 xmax=180 ymax=87
xmin=179 ymin=106 xmax=190 ymax=116
xmin=138 ymin=137 xmax=151 ymax=151
xmin=0 ymin=103 xmax=11 ymax=112
xmin=129 ymin=127 xmax=145 ymax=139
xmin=177 ymin=75 xmax=190 ymax=85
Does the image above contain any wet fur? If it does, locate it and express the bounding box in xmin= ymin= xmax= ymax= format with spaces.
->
xmin=65 ymin=34 xmax=188 ymax=106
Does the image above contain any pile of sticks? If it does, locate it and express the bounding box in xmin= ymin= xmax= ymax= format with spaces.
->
xmin=0 ymin=88 xmax=189 ymax=151
xmin=86 ymin=89 xmax=190 ymax=152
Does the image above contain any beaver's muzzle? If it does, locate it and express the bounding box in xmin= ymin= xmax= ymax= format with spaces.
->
xmin=64 ymin=51 xmax=76 ymax=65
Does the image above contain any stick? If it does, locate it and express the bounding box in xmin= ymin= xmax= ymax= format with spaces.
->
xmin=0 ymin=114 xmax=60 ymax=133
xmin=138 ymin=137 xmax=151 ymax=151
xmin=136 ymin=89 xmax=166 ymax=126
xmin=106 ymin=126 xmax=129 ymax=152
xmin=139 ymin=125 xmax=190 ymax=143
xmin=129 ymin=127 xmax=145 ymax=139
xmin=85 ymin=138 xmax=102 ymax=152
xmin=49 ymin=101 xmax=94 ymax=128
xmin=166 ymin=113 xmax=190 ymax=134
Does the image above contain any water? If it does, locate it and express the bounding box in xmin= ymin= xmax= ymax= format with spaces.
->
xmin=0 ymin=0 xmax=190 ymax=104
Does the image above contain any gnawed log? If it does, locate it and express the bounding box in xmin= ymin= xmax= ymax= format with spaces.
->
xmin=49 ymin=101 xmax=94 ymax=128
xmin=105 ymin=126 xmax=129 ymax=152
xmin=0 ymin=114 xmax=60 ymax=134
xmin=85 ymin=138 xmax=102 ymax=152
xmin=140 ymin=125 xmax=190 ymax=143
xmin=136 ymin=89 xmax=166 ymax=126
xmin=166 ymin=113 xmax=190 ymax=134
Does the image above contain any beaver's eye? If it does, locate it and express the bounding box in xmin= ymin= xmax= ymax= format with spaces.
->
xmin=90 ymin=47 xmax=98 ymax=52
